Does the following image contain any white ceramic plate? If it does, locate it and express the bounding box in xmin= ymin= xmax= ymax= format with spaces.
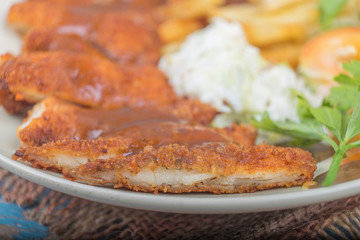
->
xmin=1 ymin=0 xmax=360 ymax=214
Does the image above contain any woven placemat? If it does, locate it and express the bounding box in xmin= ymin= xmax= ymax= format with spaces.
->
xmin=1 ymin=168 xmax=360 ymax=240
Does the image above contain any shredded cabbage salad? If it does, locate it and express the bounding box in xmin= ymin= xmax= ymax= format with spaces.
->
xmin=159 ymin=18 xmax=322 ymax=126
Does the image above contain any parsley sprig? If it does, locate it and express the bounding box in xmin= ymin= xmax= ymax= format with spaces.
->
xmin=252 ymin=60 xmax=360 ymax=186
xmin=319 ymin=0 xmax=348 ymax=29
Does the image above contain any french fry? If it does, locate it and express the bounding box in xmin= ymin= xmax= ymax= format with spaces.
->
xmin=208 ymin=1 xmax=318 ymax=47
xmin=209 ymin=1 xmax=318 ymax=25
xmin=257 ymin=0 xmax=317 ymax=14
xmin=159 ymin=0 xmax=225 ymax=19
xmin=260 ymin=42 xmax=304 ymax=68
xmin=242 ymin=22 xmax=307 ymax=47
xmin=259 ymin=2 xmax=318 ymax=25
xmin=158 ymin=18 xmax=204 ymax=44
xmin=158 ymin=0 xmax=359 ymax=68
xmin=208 ymin=4 xmax=258 ymax=21
xmin=161 ymin=40 xmax=183 ymax=55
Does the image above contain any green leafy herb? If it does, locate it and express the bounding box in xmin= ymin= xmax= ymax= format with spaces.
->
xmin=319 ymin=0 xmax=348 ymax=29
xmin=252 ymin=60 xmax=360 ymax=186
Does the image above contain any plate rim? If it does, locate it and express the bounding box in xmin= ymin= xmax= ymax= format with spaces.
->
xmin=1 ymin=0 xmax=360 ymax=215
xmin=2 ymin=151 xmax=360 ymax=214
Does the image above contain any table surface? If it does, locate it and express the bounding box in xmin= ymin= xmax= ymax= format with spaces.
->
xmin=1 ymin=170 xmax=360 ymax=240
xmin=0 ymin=198 xmax=48 ymax=239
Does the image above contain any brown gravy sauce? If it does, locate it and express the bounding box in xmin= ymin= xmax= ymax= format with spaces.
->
xmin=74 ymin=106 xmax=229 ymax=147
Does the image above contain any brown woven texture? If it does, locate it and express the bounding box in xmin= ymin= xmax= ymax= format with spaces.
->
xmin=1 ymin=168 xmax=360 ymax=240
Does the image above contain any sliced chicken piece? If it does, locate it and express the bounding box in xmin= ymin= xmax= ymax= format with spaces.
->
xmin=8 ymin=1 xmax=161 ymax=63
xmin=22 ymin=28 xmax=107 ymax=59
xmin=15 ymin=140 xmax=316 ymax=194
xmin=17 ymin=97 xmax=256 ymax=146
xmin=0 ymin=52 xmax=171 ymax=107
xmin=13 ymin=97 xmax=314 ymax=194
xmin=0 ymin=52 xmax=218 ymax=124
xmin=26 ymin=0 xmax=165 ymax=8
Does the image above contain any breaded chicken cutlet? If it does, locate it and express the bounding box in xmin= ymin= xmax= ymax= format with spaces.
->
xmin=22 ymin=28 xmax=108 ymax=59
xmin=21 ymin=27 xmax=160 ymax=64
xmin=14 ymin=97 xmax=315 ymax=194
xmin=0 ymin=52 xmax=217 ymax=124
xmin=8 ymin=0 xmax=161 ymax=64
xmin=17 ymin=97 xmax=257 ymax=147
xmin=26 ymin=0 xmax=165 ymax=8
xmin=4 ymin=0 xmax=318 ymax=194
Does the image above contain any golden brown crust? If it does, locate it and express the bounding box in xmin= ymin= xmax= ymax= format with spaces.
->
xmin=8 ymin=1 xmax=161 ymax=63
xmin=214 ymin=123 xmax=257 ymax=147
xmin=90 ymin=11 xmax=161 ymax=64
xmin=108 ymin=177 xmax=310 ymax=194
xmin=0 ymin=82 xmax=32 ymax=115
xmin=26 ymin=0 xmax=165 ymax=8
xmin=22 ymin=28 xmax=107 ymax=59
xmin=169 ymin=98 xmax=218 ymax=126
xmin=11 ymin=84 xmax=311 ymax=195
xmin=0 ymin=51 xmax=217 ymax=121
xmin=65 ymin=143 xmax=316 ymax=193
xmin=15 ymin=136 xmax=315 ymax=194
xmin=86 ymin=143 xmax=315 ymax=176
xmin=0 ymin=53 xmax=33 ymax=114
xmin=7 ymin=1 xmax=66 ymax=34
xmin=0 ymin=91 xmax=32 ymax=115
xmin=0 ymin=52 xmax=176 ymax=109
xmin=14 ymin=137 xmax=137 ymax=169
xmin=17 ymin=97 xmax=246 ymax=146
xmin=17 ymin=99 xmax=78 ymax=146
xmin=6 ymin=0 xmax=317 ymax=195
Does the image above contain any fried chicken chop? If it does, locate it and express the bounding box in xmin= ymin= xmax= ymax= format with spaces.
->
xmin=5 ymin=0 xmax=317 ymax=194
xmin=8 ymin=1 xmax=161 ymax=63
xmin=0 ymin=51 xmax=217 ymax=123
xmin=16 ymin=141 xmax=316 ymax=194
xmin=14 ymin=97 xmax=315 ymax=194
xmin=26 ymin=0 xmax=165 ymax=8
xmin=22 ymin=28 xmax=107 ymax=59
xmin=17 ymin=97 xmax=256 ymax=147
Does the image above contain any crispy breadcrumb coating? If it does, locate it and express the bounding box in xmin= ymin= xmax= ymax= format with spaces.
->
xmin=8 ymin=1 xmax=161 ymax=63
xmin=17 ymin=97 xmax=255 ymax=146
xmin=15 ymin=140 xmax=315 ymax=194
xmin=13 ymin=97 xmax=316 ymax=194
xmin=6 ymin=0 xmax=317 ymax=195
xmin=0 ymin=52 xmax=218 ymax=124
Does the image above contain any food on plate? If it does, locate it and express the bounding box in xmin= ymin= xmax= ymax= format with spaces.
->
xmin=159 ymin=18 xmax=321 ymax=125
xmin=254 ymin=60 xmax=360 ymax=186
xmin=0 ymin=51 xmax=170 ymax=108
xmin=206 ymin=0 xmax=359 ymax=66
xmin=159 ymin=0 xmax=359 ymax=66
xmin=14 ymin=98 xmax=314 ymax=194
xmin=209 ymin=2 xmax=315 ymax=46
xmin=0 ymin=0 xmax=324 ymax=194
xmin=158 ymin=0 xmax=224 ymax=19
xmin=0 ymin=51 xmax=218 ymax=124
xmin=7 ymin=1 xmax=158 ymax=32
xmin=18 ymin=142 xmax=315 ymax=194
xmin=156 ymin=0 xmax=224 ymax=44
xmin=258 ymin=42 xmax=303 ymax=68
xmin=7 ymin=1 xmax=161 ymax=63
xmin=299 ymin=27 xmax=360 ymax=97
xmin=201 ymin=0 xmax=318 ymax=67
xmin=22 ymin=28 xmax=108 ymax=58
xmin=25 ymin=0 xmax=165 ymax=7
xmin=157 ymin=18 xmax=205 ymax=44
xmin=17 ymin=97 xmax=255 ymax=147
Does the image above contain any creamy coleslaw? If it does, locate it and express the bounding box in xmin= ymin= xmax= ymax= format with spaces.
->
xmin=159 ymin=18 xmax=321 ymax=125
